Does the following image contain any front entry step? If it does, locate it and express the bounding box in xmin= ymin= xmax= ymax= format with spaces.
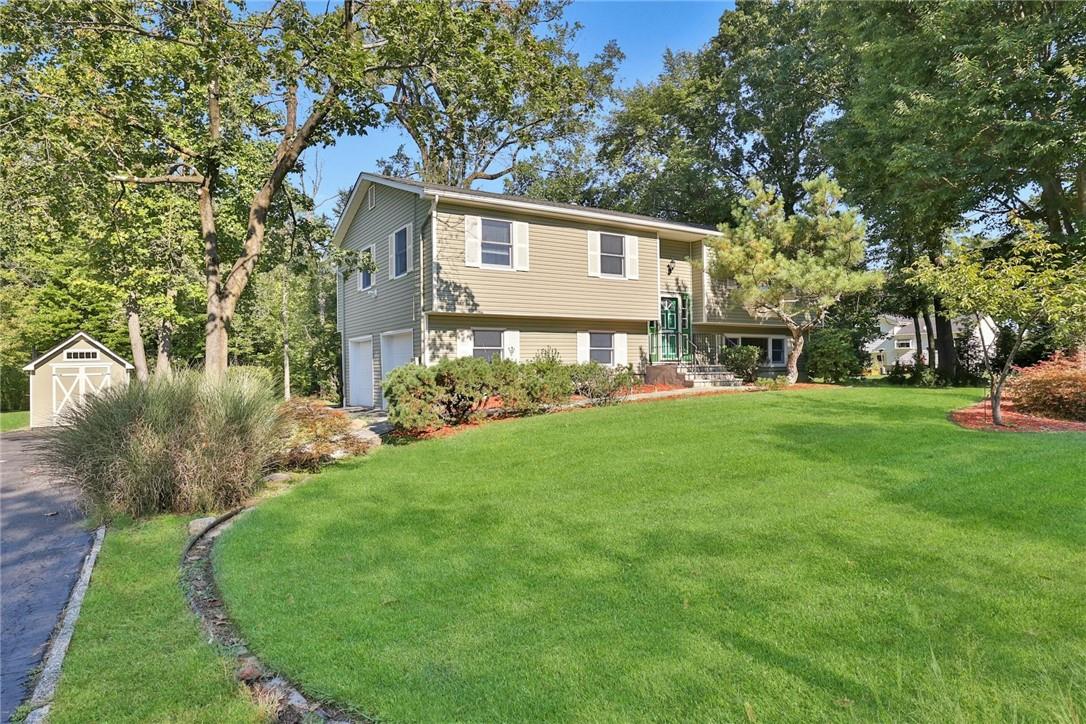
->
xmin=646 ymin=363 xmax=742 ymax=388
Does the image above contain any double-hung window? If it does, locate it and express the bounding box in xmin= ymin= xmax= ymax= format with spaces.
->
xmin=589 ymin=332 xmax=614 ymax=365
xmin=472 ymin=330 xmax=504 ymax=361
xmin=392 ymin=226 xmax=409 ymax=278
xmin=357 ymin=246 xmax=374 ymax=291
xmin=481 ymin=219 xmax=513 ymax=268
xmin=770 ymin=338 xmax=785 ymax=364
xmin=599 ymin=233 xmax=625 ymax=277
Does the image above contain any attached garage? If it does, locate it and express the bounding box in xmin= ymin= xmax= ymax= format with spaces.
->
xmin=22 ymin=331 xmax=134 ymax=428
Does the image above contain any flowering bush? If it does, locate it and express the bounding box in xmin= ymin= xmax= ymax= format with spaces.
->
xmin=1006 ymin=352 xmax=1086 ymax=422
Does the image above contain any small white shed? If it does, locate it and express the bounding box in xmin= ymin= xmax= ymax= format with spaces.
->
xmin=22 ymin=331 xmax=134 ymax=428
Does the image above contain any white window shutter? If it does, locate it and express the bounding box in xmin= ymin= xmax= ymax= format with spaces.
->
xmin=406 ymin=223 xmax=414 ymax=272
xmin=587 ymin=231 xmax=601 ymax=277
xmin=387 ymin=232 xmax=395 ymax=279
xmin=503 ymin=330 xmax=520 ymax=362
xmin=624 ymin=235 xmax=639 ymax=280
xmin=464 ymin=215 xmax=482 ymax=267
xmin=513 ymin=221 xmax=529 ymax=271
xmin=576 ymin=331 xmax=590 ymax=363
xmin=456 ymin=329 xmax=474 ymax=358
xmin=614 ymin=332 xmax=628 ymax=366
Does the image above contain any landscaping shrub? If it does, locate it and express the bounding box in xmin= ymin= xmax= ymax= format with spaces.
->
xmin=383 ymin=364 xmax=443 ymax=432
xmin=570 ymin=362 xmax=636 ymax=405
xmin=806 ymin=329 xmax=862 ymax=383
xmin=1006 ymin=351 xmax=1086 ymax=422
xmin=909 ymin=364 xmax=939 ymax=387
xmin=276 ymin=397 xmax=373 ymax=470
xmin=756 ymin=376 xmax=791 ymax=390
xmin=720 ymin=345 xmax=763 ymax=383
xmin=432 ymin=356 xmax=496 ymax=425
xmin=887 ymin=361 xmax=909 ymax=385
xmin=45 ymin=369 xmax=283 ymax=519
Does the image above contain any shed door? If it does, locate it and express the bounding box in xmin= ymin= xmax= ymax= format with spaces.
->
xmin=52 ymin=364 xmax=112 ymax=421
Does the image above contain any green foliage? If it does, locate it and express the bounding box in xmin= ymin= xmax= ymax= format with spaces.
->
xmin=383 ymin=364 xmax=444 ymax=433
xmin=1006 ymin=353 xmax=1086 ymax=423
xmin=754 ymin=376 xmax=791 ymax=391
xmin=720 ymin=345 xmax=762 ymax=383
xmin=706 ymin=175 xmax=882 ymax=382
xmin=806 ymin=329 xmax=863 ymax=383
xmin=44 ymin=370 xmax=283 ymax=519
xmin=887 ymin=362 xmax=908 ymax=386
xmin=908 ymin=364 xmax=938 ymax=389
xmin=569 ymin=362 xmax=636 ymax=405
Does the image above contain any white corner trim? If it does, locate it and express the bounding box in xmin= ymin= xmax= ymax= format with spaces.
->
xmin=26 ymin=526 xmax=106 ymax=717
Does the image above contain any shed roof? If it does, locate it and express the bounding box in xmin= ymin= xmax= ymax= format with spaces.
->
xmin=22 ymin=331 xmax=135 ymax=372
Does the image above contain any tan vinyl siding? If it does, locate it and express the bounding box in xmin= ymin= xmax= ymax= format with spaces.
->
xmin=694 ymin=240 xmax=789 ymax=329
xmin=659 ymin=238 xmax=695 ymax=300
xmin=434 ymin=203 xmax=657 ymax=320
xmin=339 ymin=184 xmax=427 ymax=405
xmin=427 ymin=314 xmax=651 ymax=370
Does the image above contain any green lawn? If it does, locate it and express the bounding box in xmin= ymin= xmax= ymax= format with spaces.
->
xmin=50 ymin=517 xmax=260 ymax=724
xmin=1 ymin=410 xmax=29 ymax=432
xmin=216 ymin=387 xmax=1086 ymax=722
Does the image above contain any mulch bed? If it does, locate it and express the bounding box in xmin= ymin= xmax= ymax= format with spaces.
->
xmin=949 ymin=399 xmax=1086 ymax=433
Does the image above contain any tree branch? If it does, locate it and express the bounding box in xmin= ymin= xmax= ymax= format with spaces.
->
xmin=109 ymin=174 xmax=204 ymax=185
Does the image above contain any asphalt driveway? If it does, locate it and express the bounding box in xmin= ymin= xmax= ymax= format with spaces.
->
xmin=1 ymin=430 xmax=92 ymax=723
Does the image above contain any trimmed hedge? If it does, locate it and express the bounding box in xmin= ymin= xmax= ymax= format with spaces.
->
xmin=383 ymin=355 xmax=635 ymax=433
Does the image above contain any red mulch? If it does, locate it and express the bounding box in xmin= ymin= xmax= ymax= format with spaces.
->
xmin=949 ymin=399 xmax=1086 ymax=433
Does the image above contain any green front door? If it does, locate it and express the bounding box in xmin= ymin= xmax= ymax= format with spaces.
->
xmin=659 ymin=296 xmax=680 ymax=361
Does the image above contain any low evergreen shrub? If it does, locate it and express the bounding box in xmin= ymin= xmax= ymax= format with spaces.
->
xmin=1006 ymin=352 xmax=1086 ymax=422
xmin=756 ymin=376 xmax=791 ymax=390
xmin=807 ymin=329 xmax=863 ymax=383
xmin=45 ymin=369 xmax=283 ymax=519
xmin=383 ymin=364 xmax=443 ymax=432
xmin=720 ymin=345 xmax=763 ymax=383
xmin=570 ymin=362 xmax=636 ymax=405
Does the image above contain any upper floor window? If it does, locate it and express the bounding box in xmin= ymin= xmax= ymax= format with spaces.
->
xmin=599 ymin=233 xmax=625 ymax=277
xmin=589 ymin=332 xmax=614 ymax=365
xmin=390 ymin=225 xmax=410 ymax=279
xmin=366 ymin=185 xmax=376 ymax=210
xmin=65 ymin=350 xmax=98 ymax=361
xmin=472 ymin=330 xmax=504 ymax=361
xmin=357 ymin=245 xmax=374 ymax=290
xmin=896 ymin=339 xmax=913 ymax=349
xmin=481 ymin=219 xmax=513 ymax=268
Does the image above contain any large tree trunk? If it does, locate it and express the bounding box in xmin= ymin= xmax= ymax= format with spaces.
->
xmin=126 ymin=300 xmax=150 ymax=382
xmin=785 ymin=328 xmax=804 ymax=384
xmin=911 ymin=315 xmax=924 ymax=367
xmin=155 ymin=322 xmax=173 ymax=378
xmin=933 ymin=296 xmax=957 ymax=381
xmin=922 ymin=309 xmax=937 ymax=370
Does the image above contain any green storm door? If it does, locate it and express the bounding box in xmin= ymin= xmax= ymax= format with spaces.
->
xmin=659 ymin=296 xmax=680 ymax=361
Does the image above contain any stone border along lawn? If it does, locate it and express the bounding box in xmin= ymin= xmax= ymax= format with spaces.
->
xmin=213 ymin=386 xmax=1086 ymax=722
xmin=182 ymin=508 xmax=364 ymax=723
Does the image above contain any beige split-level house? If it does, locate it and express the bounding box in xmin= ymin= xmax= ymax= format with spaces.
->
xmin=334 ymin=174 xmax=790 ymax=408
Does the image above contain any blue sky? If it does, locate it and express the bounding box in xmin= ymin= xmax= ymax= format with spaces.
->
xmin=303 ymin=1 xmax=730 ymax=211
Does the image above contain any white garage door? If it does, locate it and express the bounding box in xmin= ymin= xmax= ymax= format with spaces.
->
xmin=380 ymin=331 xmax=414 ymax=409
xmin=52 ymin=364 xmax=112 ymax=422
xmin=347 ymin=338 xmax=374 ymax=407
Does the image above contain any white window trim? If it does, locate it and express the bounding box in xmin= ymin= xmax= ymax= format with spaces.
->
xmin=389 ymin=223 xmax=412 ymax=280
xmin=587 ymin=330 xmax=616 ymax=366
xmin=471 ymin=327 xmax=506 ymax=360
xmin=725 ymin=334 xmax=789 ymax=367
xmin=366 ymin=185 xmax=376 ymax=210
xmin=598 ymin=231 xmax=626 ymax=279
xmin=479 ymin=217 xmax=515 ymax=271
xmin=357 ymin=244 xmax=375 ymax=291
xmin=895 ymin=339 xmax=913 ymax=349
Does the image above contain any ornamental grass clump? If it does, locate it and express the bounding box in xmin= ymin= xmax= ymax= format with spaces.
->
xmin=46 ymin=369 xmax=283 ymax=519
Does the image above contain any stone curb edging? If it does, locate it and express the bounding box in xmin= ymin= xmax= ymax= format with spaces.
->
xmin=24 ymin=525 xmax=106 ymax=724
xmin=181 ymin=506 xmax=368 ymax=724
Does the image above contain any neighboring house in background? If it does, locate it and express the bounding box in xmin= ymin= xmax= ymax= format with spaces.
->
xmin=22 ymin=331 xmax=133 ymax=428
xmin=333 ymin=174 xmax=790 ymax=408
xmin=865 ymin=314 xmax=998 ymax=373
